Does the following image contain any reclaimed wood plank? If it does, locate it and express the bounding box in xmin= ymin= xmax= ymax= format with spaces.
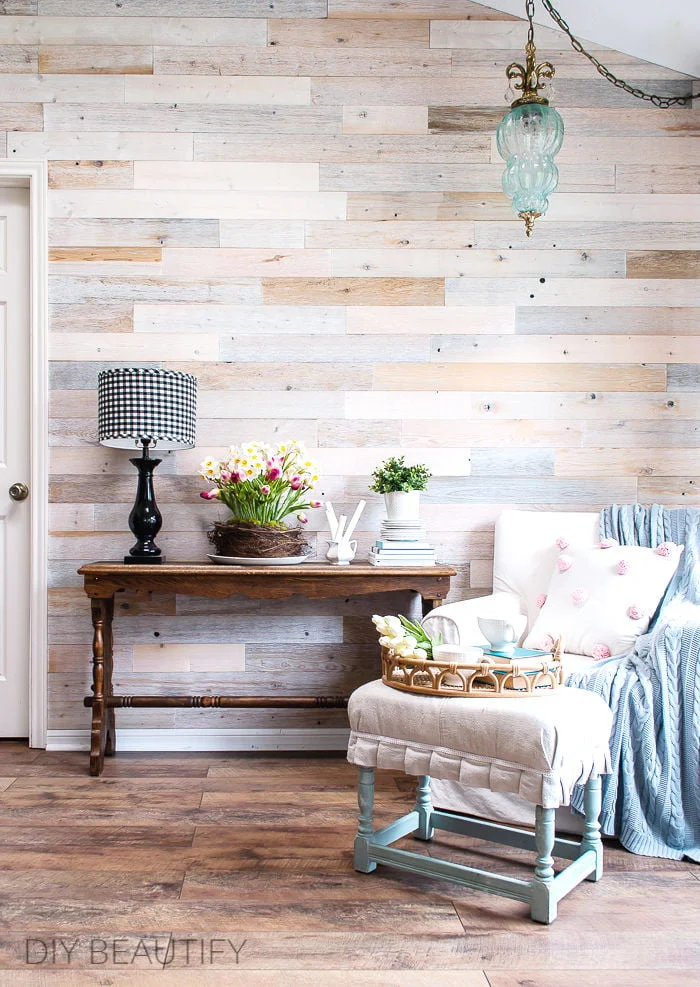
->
xmin=162 ymin=248 xmax=332 ymax=278
xmin=0 ymin=72 xmax=124 ymax=102
xmin=306 ymin=220 xmax=477 ymax=249
xmin=446 ymin=278 xmax=700 ymax=308
xmin=0 ymin=45 xmax=37 ymax=72
xmin=627 ymin=251 xmax=700 ymax=279
xmin=268 ymin=17 xmax=430 ymax=46
xmin=38 ymin=44 xmax=153 ymax=74
xmin=372 ymin=363 xmax=667 ymax=392
xmin=667 ymin=365 xmax=700 ymax=391
xmin=49 ymin=190 xmax=346 ymax=221
xmin=125 ymin=75 xmax=311 ymax=105
xmin=261 ymin=276 xmax=443 ymax=306
xmin=44 ymin=103 xmax=341 ymax=135
xmin=194 ymin=133 xmax=490 ymax=162
xmin=431 ymin=335 xmax=700 ymax=364
xmin=10 ymin=131 xmax=194 ymax=160
xmin=49 ymin=247 xmax=161 ymax=264
xmin=50 ymin=303 xmax=133 ymax=334
xmin=329 ymin=0 xmax=513 ymax=16
xmin=38 ymin=0 xmax=327 ymax=14
xmin=555 ymin=449 xmax=699 ymax=478
xmin=48 ymin=160 xmax=134 ymax=190
xmin=154 ymin=46 xmax=451 ymax=77
xmin=134 ymin=304 xmax=344 ymax=334
xmin=0 ymin=102 xmax=42 ymax=130
xmin=218 ymin=334 xmax=428 ymax=363
xmin=515 ymin=306 xmax=700 ymax=335
xmin=0 ymin=16 xmax=267 ymax=46
xmin=49 ymin=218 xmax=219 ymax=248
xmin=134 ymin=161 xmax=319 ymax=191
xmin=322 ymin=162 xmax=613 ymax=192
xmin=345 ymin=305 xmax=513 ymax=334
xmin=616 ymin=166 xmax=700 ymax=193
xmin=343 ymin=105 xmax=428 ymax=134
xmin=50 ymin=333 xmax=218 ymax=362
xmin=638 ymin=477 xmax=700 ymax=505
xmin=50 ymin=275 xmax=261 ymax=304
xmin=329 ymin=248 xmax=623 ymax=278
xmin=475 ymin=223 xmax=700 ymax=251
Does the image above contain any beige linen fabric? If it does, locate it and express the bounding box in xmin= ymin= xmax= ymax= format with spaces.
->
xmin=347 ymin=680 xmax=612 ymax=810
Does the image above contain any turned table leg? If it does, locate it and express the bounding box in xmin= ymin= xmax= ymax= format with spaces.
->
xmin=89 ymin=597 xmax=114 ymax=776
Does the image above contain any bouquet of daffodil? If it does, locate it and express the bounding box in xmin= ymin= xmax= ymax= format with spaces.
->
xmin=372 ymin=614 xmax=441 ymax=661
xmin=200 ymin=439 xmax=322 ymax=528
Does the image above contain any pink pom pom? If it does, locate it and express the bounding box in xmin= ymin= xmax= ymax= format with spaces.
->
xmin=556 ymin=536 xmax=569 ymax=550
xmin=600 ymin=538 xmax=618 ymax=549
xmin=655 ymin=542 xmax=673 ymax=557
xmin=571 ymin=588 xmax=589 ymax=607
xmin=627 ymin=605 xmax=644 ymax=620
xmin=592 ymin=644 xmax=611 ymax=661
xmin=543 ymin=634 xmax=555 ymax=652
xmin=556 ymin=554 xmax=572 ymax=573
xmin=535 ymin=593 xmax=547 ymax=609
xmin=616 ymin=559 xmax=629 ymax=575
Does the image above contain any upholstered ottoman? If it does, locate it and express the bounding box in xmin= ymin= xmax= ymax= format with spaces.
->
xmin=347 ymin=680 xmax=613 ymax=923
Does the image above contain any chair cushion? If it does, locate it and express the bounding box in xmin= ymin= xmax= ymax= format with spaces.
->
xmin=347 ymin=680 xmax=612 ymax=809
xmin=525 ymin=542 xmax=683 ymax=658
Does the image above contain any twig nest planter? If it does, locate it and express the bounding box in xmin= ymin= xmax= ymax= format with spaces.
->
xmin=381 ymin=642 xmax=563 ymax=698
xmin=208 ymin=521 xmax=308 ymax=559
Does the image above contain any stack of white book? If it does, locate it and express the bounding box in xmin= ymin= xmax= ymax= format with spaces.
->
xmin=368 ymin=520 xmax=436 ymax=567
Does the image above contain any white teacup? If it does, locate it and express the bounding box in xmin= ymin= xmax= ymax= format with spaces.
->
xmin=477 ymin=614 xmax=527 ymax=655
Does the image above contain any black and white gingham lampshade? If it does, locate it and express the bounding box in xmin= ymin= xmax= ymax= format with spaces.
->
xmin=97 ymin=368 xmax=197 ymax=451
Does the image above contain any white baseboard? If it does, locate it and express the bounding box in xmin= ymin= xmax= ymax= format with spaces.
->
xmin=46 ymin=728 xmax=350 ymax=753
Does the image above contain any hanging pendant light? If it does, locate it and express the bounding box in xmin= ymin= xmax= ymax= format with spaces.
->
xmin=496 ymin=1 xmax=563 ymax=237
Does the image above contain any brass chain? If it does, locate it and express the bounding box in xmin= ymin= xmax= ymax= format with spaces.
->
xmin=539 ymin=0 xmax=699 ymax=107
xmin=526 ymin=0 xmax=536 ymax=47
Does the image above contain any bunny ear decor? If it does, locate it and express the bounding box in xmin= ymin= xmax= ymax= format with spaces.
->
xmin=326 ymin=499 xmax=366 ymax=565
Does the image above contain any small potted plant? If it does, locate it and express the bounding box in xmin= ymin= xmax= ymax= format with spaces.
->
xmin=199 ymin=440 xmax=322 ymax=559
xmin=369 ymin=455 xmax=431 ymax=521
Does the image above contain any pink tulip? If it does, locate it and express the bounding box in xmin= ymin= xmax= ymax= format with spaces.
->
xmin=535 ymin=593 xmax=547 ymax=609
xmin=266 ymin=466 xmax=281 ymax=481
xmin=310 ymin=500 xmax=322 ymax=508
xmin=592 ymin=644 xmax=611 ymax=661
xmin=220 ymin=470 xmax=232 ymax=483
xmin=297 ymin=513 xmax=308 ymax=524
xmin=290 ymin=475 xmax=302 ymax=490
xmin=260 ymin=485 xmax=270 ymax=496
xmin=200 ymin=489 xmax=219 ymax=500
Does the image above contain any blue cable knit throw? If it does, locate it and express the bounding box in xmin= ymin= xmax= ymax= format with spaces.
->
xmin=567 ymin=504 xmax=700 ymax=861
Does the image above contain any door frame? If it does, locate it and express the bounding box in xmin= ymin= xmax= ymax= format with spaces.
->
xmin=0 ymin=162 xmax=49 ymax=747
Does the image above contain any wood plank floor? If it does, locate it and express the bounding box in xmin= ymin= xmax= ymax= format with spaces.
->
xmin=0 ymin=742 xmax=697 ymax=985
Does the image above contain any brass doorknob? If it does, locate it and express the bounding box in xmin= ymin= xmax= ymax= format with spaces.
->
xmin=8 ymin=482 xmax=29 ymax=502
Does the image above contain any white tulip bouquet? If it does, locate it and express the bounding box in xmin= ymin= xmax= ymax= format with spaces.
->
xmin=372 ymin=614 xmax=441 ymax=661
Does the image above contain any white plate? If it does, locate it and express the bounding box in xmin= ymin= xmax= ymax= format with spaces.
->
xmin=207 ymin=554 xmax=312 ymax=566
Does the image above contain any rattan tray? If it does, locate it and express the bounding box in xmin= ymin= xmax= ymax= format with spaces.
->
xmin=381 ymin=639 xmax=563 ymax=698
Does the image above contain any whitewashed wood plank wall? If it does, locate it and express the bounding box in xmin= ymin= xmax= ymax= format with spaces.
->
xmin=2 ymin=0 xmax=698 ymax=734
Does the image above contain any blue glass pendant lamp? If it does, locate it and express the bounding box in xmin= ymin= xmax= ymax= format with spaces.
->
xmin=496 ymin=1 xmax=564 ymax=237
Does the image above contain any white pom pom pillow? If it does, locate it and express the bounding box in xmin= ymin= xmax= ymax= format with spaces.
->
xmin=524 ymin=540 xmax=683 ymax=659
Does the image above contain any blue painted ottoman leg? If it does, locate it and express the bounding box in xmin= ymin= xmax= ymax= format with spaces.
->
xmin=414 ymin=775 xmax=434 ymax=841
xmin=530 ymin=805 xmax=557 ymax=924
xmin=354 ymin=766 xmax=377 ymax=874
xmin=582 ymin=775 xmax=604 ymax=882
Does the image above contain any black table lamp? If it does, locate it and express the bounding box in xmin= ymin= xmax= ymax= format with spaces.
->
xmin=97 ymin=368 xmax=197 ymax=564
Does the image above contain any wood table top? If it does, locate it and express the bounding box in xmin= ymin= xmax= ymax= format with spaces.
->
xmin=79 ymin=560 xmax=457 ymax=578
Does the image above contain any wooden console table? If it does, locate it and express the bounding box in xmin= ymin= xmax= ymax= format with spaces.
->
xmin=78 ymin=561 xmax=456 ymax=776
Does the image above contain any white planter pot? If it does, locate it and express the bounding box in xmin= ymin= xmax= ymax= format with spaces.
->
xmin=384 ymin=490 xmax=421 ymax=521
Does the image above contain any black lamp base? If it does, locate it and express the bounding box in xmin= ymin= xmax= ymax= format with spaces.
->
xmin=125 ymin=441 xmax=165 ymax=565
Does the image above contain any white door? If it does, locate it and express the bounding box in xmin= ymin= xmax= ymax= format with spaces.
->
xmin=0 ymin=187 xmax=31 ymax=737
